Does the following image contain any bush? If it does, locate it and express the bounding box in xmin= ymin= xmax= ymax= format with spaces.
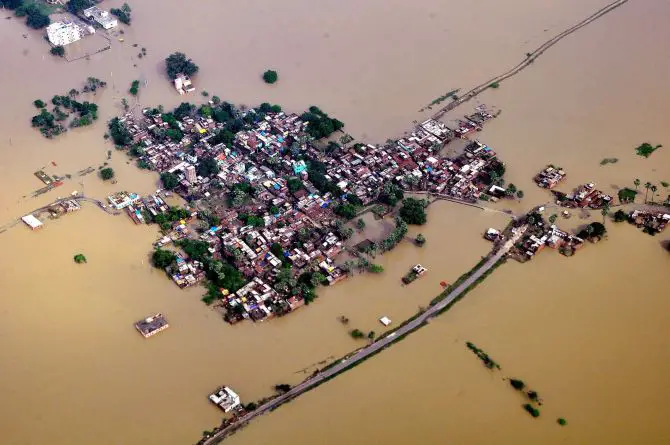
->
xmin=415 ymin=233 xmax=426 ymax=246
xmin=50 ymin=45 xmax=65 ymax=57
xmin=349 ymin=329 xmax=365 ymax=339
xmin=557 ymin=418 xmax=567 ymax=426
xmin=73 ymin=254 xmax=87 ymax=264
xmin=262 ymin=70 xmax=278 ymax=84
xmin=100 ymin=167 xmax=115 ymax=180
xmin=33 ymin=99 xmax=46 ymax=108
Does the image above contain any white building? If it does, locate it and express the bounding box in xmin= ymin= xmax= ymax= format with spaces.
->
xmin=83 ymin=6 xmax=118 ymax=29
xmin=174 ymin=74 xmax=195 ymax=95
xmin=21 ymin=214 xmax=43 ymax=230
xmin=46 ymin=21 xmax=83 ymax=46
xmin=209 ymin=387 xmax=241 ymax=412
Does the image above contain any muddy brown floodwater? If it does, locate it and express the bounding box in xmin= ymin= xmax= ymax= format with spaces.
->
xmin=0 ymin=0 xmax=669 ymax=444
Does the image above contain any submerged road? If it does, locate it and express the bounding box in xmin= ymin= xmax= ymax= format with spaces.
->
xmin=202 ymin=229 xmax=525 ymax=445
xmin=430 ymin=0 xmax=630 ymax=119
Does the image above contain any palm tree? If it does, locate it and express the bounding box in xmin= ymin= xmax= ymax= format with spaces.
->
xmin=650 ymin=185 xmax=658 ymax=204
xmin=644 ymin=182 xmax=652 ymax=203
xmin=634 ymin=178 xmax=641 ymax=190
xmin=601 ymin=202 xmax=610 ymax=224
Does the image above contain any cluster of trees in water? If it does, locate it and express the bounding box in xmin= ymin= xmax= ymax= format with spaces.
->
xmin=2 ymin=0 xmax=50 ymax=29
xmin=32 ymin=79 xmax=105 ymax=138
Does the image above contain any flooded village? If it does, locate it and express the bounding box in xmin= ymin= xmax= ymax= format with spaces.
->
xmin=1 ymin=1 xmax=670 ymax=445
xmin=95 ymin=103 xmax=505 ymax=325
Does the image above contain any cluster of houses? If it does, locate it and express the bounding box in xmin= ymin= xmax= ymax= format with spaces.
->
xmin=553 ymin=183 xmax=613 ymax=209
xmin=509 ymin=211 xmax=585 ymax=261
xmin=112 ymin=102 xmax=505 ymax=322
xmin=627 ymin=210 xmax=670 ymax=235
xmin=21 ymin=198 xmax=81 ymax=230
xmin=534 ymin=165 xmax=566 ymax=189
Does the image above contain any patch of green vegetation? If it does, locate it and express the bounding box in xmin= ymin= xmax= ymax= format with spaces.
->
xmin=129 ymin=80 xmax=140 ymax=96
xmin=465 ymin=342 xmax=501 ymax=370
xmin=349 ymin=329 xmax=365 ymax=339
xmin=73 ymin=254 xmax=87 ymax=264
xmin=489 ymin=82 xmax=500 ymax=89
xmin=50 ymin=45 xmax=65 ymax=57
xmin=613 ymin=209 xmax=628 ymax=223
xmin=523 ymin=404 xmax=540 ymax=418
xmin=661 ymin=181 xmax=669 ymax=188
xmin=100 ymin=167 xmax=114 ymax=180
xmin=618 ymin=187 xmax=637 ymax=203
xmin=110 ymin=3 xmax=131 ymax=25
xmin=399 ymin=197 xmax=428 ymax=225
xmin=635 ymin=142 xmax=662 ymax=158
xmin=509 ymin=378 xmax=526 ymax=390
xmin=262 ymin=70 xmax=278 ymax=84
xmin=557 ymin=417 xmax=567 ymax=426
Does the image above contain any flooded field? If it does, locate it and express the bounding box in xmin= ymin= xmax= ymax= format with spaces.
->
xmin=0 ymin=0 xmax=669 ymax=444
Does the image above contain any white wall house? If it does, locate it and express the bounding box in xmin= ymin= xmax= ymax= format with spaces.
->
xmin=83 ymin=6 xmax=118 ymax=29
xmin=46 ymin=21 xmax=83 ymax=46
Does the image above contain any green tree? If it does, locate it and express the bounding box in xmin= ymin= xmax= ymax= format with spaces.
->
xmin=33 ymin=99 xmax=46 ymax=108
xmin=349 ymin=329 xmax=365 ymax=339
xmin=270 ymin=242 xmax=284 ymax=259
xmin=152 ymin=249 xmax=176 ymax=268
xmin=25 ymin=7 xmax=50 ymax=29
xmin=415 ymin=233 xmax=426 ymax=246
xmin=286 ymin=177 xmax=304 ymax=193
xmin=378 ymin=182 xmax=404 ymax=206
xmin=108 ymin=117 xmax=132 ymax=146
xmin=367 ymin=264 xmax=384 ymax=273
xmin=356 ymin=218 xmax=366 ymax=230
xmin=509 ymin=379 xmax=526 ymax=390
xmin=650 ymin=185 xmax=658 ymax=203
xmin=262 ymin=70 xmax=278 ymax=84
xmin=66 ymin=0 xmax=94 ymax=14
xmin=1 ymin=0 xmax=23 ymax=9
xmin=557 ymin=418 xmax=567 ymax=426
xmin=100 ymin=167 xmax=115 ymax=180
xmin=50 ymin=46 xmax=65 ymax=57
xmin=73 ymin=254 xmax=87 ymax=264
xmin=129 ymin=80 xmax=140 ymax=96
xmin=110 ymin=3 xmax=131 ymax=25
xmin=516 ymin=190 xmax=524 ymax=199
xmin=197 ymin=157 xmax=220 ymax=177
xmin=160 ymin=172 xmax=179 ymax=190
xmin=644 ymin=182 xmax=652 ymax=203
xmin=613 ymin=209 xmax=627 ymax=223
xmin=399 ymin=198 xmax=428 ymax=225
xmin=165 ymin=52 xmax=199 ymax=79
xmin=633 ymin=178 xmax=640 ymax=190
xmin=334 ymin=203 xmax=357 ymax=219
xmin=601 ymin=202 xmax=610 ymax=224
